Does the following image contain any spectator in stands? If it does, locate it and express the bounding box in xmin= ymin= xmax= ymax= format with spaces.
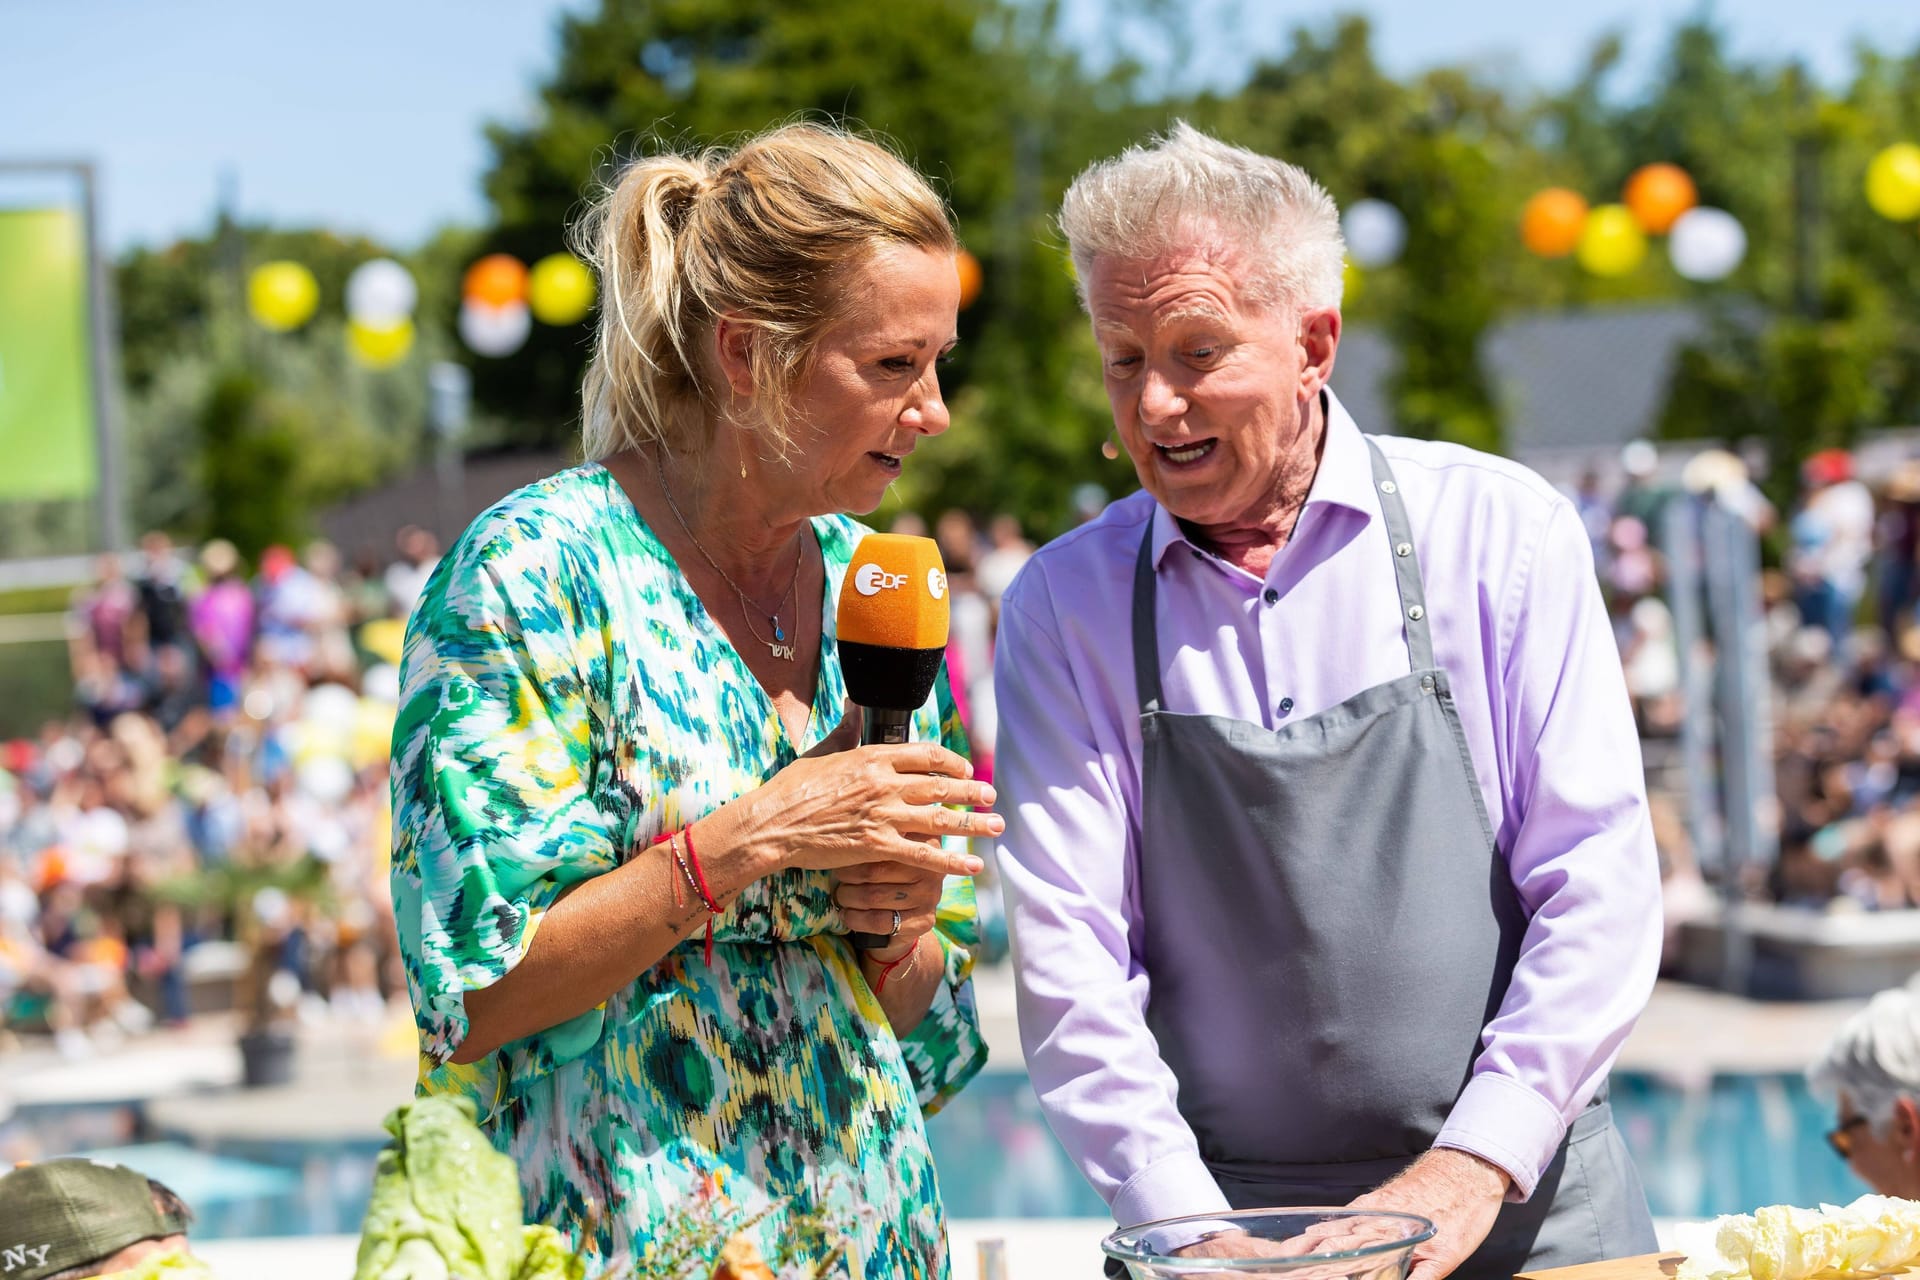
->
xmin=68 ymin=553 xmax=137 ymax=672
xmin=186 ymin=540 xmax=253 ymax=719
xmin=131 ymin=532 xmax=194 ymax=670
xmin=1791 ymin=448 xmax=1875 ymax=653
xmin=381 ymin=525 xmax=440 ymax=621
xmin=1878 ymin=460 xmax=1920 ymax=647
xmin=975 ymin=513 xmax=1034 ymax=605
xmin=1615 ymin=439 xmax=1668 ymax=533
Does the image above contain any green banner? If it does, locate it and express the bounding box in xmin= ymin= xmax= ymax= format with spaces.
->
xmin=0 ymin=207 xmax=97 ymax=500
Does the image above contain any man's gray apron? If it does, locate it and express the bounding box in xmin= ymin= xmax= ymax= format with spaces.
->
xmin=1113 ymin=439 xmax=1654 ymax=1279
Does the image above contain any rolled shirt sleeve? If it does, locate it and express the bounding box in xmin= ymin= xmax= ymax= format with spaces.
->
xmin=1433 ymin=500 xmax=1663 ymax=1200
xmin=992 ymin=572 xmax=1232 ymax=1228
xmin=389 ymin=531 xmax=621 ymax=1081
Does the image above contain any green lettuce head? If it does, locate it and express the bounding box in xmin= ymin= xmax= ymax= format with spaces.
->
xmin=352 ymin=1095 xmax=528 ymax=1280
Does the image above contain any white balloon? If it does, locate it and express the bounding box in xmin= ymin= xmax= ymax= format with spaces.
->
xmin=1342 ymin=199 xmax=1408 ymax=269
xmin=297 ymin=755 xmax=355 ymax=806
xmin=1668 ymin=207 xmax=1746 ymax=282
xmin=301 ymin=681 xmax=361 ymax=737
xmin=345 ymin=258 xmax=417 ymax=326
xmin=459 ymin=299 xmax=531 ymax=357
xmin=361 ymin=663 xmax=400 ymax=705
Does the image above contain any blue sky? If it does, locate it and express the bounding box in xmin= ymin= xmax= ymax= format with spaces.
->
xmin=3 ymin=0 xmax=1916 ymax=252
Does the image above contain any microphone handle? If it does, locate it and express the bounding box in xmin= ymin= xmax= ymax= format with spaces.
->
xmin=859 ymin=705 xmax=915 ymax=747
xmin=849 ymin=704 xmax=918 ymax=950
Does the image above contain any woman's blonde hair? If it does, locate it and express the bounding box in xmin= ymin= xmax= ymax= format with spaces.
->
xmin=574 ymin=122 xmax=956 ymax=462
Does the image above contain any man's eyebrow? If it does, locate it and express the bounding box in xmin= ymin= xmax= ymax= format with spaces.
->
xmin=1094 ymin=306 xmax=1230 ymax=337
xmin=1162 ymin=304 xmax=1230 ymax=326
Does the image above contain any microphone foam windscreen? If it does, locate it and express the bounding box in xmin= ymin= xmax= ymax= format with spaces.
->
xmin=837 ymin=534 xmax=950 ymax=650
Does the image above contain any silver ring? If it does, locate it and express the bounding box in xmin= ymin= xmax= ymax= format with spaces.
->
xmin=888 ymin=909 xmax=901 ymax=939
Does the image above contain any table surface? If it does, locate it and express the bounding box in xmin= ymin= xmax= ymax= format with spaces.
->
xmin=1517 ymin=1253 xmax=1684 ymax=1280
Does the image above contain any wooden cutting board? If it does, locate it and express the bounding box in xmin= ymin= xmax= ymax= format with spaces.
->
xmin=1517 ymin=1253 xmax=1682 ymax=1280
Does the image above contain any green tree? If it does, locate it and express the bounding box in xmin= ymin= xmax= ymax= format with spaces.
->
xmin=477 ymin=0 xmax=1153 ymax=534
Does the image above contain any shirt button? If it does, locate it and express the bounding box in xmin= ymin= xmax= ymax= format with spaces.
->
xmin=1278 ymin=697 xmax=1294 ymax=715
xmin=1262 ymin=588 xmax=1279 ymax=605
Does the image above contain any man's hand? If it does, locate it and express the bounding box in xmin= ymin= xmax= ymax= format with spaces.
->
xmin=1346 ymin=1149 xmax=1511 ymax=1280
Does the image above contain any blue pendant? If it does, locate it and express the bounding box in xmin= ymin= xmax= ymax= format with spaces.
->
xmin=773 ymin=619 xmax=785 ymax=642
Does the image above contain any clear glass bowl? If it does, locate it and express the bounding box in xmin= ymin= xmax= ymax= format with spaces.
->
xmin=1101 ymin=1208 xmax=1435 ymax=1280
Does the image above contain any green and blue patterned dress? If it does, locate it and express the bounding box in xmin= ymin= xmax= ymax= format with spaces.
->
xmin=389 ymin=463 xmax=987 ymax=1278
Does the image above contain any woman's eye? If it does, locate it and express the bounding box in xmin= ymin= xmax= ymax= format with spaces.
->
xmin=881 ymin=357 xmax=916 ymax=371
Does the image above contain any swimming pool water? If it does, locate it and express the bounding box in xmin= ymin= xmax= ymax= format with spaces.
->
xmin=0 ymin=1070 xmax=1869 ymax=1239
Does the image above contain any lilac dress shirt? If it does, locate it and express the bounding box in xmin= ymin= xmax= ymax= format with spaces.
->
xmin=991 ymin=392 xmax=1662 ymax=1227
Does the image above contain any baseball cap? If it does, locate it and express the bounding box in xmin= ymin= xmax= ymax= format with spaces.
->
xmin=0 ymin=1158 xmax=190 ymax=1280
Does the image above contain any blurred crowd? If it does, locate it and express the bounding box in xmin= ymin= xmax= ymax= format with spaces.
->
xmin=20 ymin=446 xmax=1920 ymax=1051
xmin=0 ymin=525 xmax=442 ymax=1055
xmin=1575 ymin=440 xmax=1920 ymax=940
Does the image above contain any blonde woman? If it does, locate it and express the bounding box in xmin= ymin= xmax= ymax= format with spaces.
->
xmin=390 ymin=123 xmax=998 ymax=1277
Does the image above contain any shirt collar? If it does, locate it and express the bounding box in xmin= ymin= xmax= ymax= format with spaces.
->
xmin=1149 ymin=388 xmax=1378 ymax=569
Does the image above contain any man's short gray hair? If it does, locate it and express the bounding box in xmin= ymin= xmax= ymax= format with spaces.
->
xmin=1809 ymin=984 xmax=1920 ymax=1136
xmin=1059 ymin=121 xmax=1346 ymax=314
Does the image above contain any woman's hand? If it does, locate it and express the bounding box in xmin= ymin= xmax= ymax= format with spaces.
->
xmin=724 ymin=702 xmax=1000 ymax=880
xmin=832 ymin=862 xmax=946 ymax=959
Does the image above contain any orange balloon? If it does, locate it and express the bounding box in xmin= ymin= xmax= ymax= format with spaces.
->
xmin=1522 ymin=188 xmax=1589 ymax=258
xmin=955 ymin=248 xmax=983 ymax=310
xmin=1624 ymin=163 xmax=1697 ymax=234
xmin=463 ymin=253 xmax=528 ymax=307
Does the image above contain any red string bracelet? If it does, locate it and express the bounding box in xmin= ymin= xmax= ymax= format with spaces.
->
xmin=873 ymin=942 xmax=918 ymax=994
xmin=681 ymin=822 xmax=721 ymax=966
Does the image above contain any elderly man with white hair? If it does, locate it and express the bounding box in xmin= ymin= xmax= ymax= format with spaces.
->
xmin=992 ymin=124 xmax=1663 ymax=1279
xmin=1812 ymin=984 xmax=1920 ymax=1198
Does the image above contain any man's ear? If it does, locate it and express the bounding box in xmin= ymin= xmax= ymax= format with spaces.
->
xmin=1298 ymin=306 xmax=1341 ymax=399
xmin=713 ymin=314 xmax=757 ymax=398
xmin=1893 ymin=1095 xmax=1920 ymax=1161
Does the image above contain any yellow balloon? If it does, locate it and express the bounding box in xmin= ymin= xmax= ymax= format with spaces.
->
xmin=1867 ymin=143 xmax=1920 ymax=222
xmin=347 ymin=317 xmax=415 ymax=369
xmin=527 ymin=253 xmax=596 ymax=325
xmin=248 ymin=261 xmax=319 ymax=331
xmin=1576 ymin=204 xmax=1647 ymax=277
xmin=351 ymin=696 xmax=398 ymax=770
xmin=358 ymin=617 xmax=406 ymax=667
xmin=1341 ymin=258 xmax=1363 ymax=306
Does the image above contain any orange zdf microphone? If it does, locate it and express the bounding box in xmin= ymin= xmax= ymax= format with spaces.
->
xmin=837 ymin=534 xmax=950 ymax=747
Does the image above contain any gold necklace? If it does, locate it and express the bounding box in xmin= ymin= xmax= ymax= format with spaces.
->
xmin=652 ymin=455 xmax=805 ymax=662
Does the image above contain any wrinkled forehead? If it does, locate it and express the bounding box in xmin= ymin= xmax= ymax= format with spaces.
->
xmin=1085 ymin=239 xmax=1269 ymax=335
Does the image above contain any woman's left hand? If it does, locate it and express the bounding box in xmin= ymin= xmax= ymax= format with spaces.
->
xmin=832 ymin=862 xmax=945 ymax=962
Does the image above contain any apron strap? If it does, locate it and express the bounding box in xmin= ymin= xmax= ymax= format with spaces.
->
xmin=1364 ymin=438 xmax=1435 ymax=673
xmin=1131 ymin=521 xmax=1163 ymax=714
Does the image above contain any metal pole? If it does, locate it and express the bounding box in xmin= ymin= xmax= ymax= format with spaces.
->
xmin=427 ymin=361 xmax=471 ymax=547
xmin=1702 ymin=497 xmax=1776 ymax=994
xmin=1701 ymin=501 xmax=1750 ymax=994
xmin=77 ymin=162 xmax=125 ymax=550
xmin=1662 ymin=494 xmax=1723 ymax=875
